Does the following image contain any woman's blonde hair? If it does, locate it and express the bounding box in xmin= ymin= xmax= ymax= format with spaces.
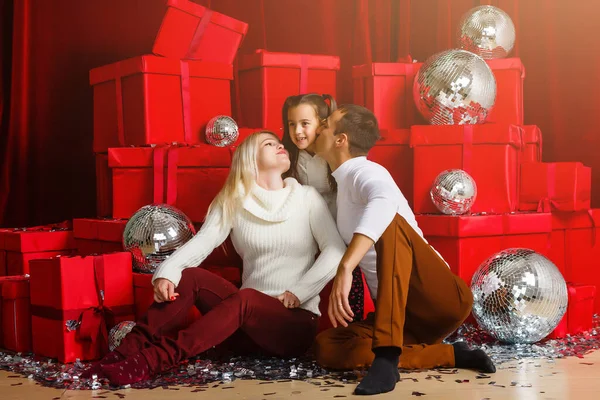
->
xmin=206 ymin=130 xmax=280 ymax=227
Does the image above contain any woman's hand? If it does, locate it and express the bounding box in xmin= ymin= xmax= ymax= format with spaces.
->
xmin=277 ymin=291 xmax=301 ymax=308
xmin=153 ymin=278 xmax=179 ymax=303
xmin=328 ymin=267 xmax=355 ymax=328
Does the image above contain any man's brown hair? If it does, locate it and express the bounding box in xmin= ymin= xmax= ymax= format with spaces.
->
xmin=334 ymin=104 xmax=380 ymax=155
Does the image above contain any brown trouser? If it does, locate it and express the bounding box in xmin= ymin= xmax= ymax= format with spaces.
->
xmin=315 ymin=214 xmax=473 ymax=370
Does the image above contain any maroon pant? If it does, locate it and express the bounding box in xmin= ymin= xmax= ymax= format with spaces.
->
xmin=117 ymin=268 xmax=318 ymax=373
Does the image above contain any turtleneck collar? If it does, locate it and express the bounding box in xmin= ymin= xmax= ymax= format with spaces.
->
xmin=242 ymin=177 xmax=302 ymax=222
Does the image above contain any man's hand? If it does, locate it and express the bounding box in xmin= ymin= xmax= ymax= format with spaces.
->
xmin=277 ymin=291 xmax=301 ymax=308
xmin=328 ymin=266 xmax=355 ymax=328
xmin=153 ymin=278 xmax=179 ymax=303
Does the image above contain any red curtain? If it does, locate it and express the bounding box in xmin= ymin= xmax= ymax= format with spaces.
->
xmin=1 ymin=0 xmax=599 ymax=226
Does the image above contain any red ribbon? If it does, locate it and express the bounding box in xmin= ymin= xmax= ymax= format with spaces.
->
xmin=537 ymin=163 xmax=558 ymax=212
xmin=78 ymin=256 xmax=111 ymax=351
xmin=114 ymin=63 xmax=126 ymax=146
xmin=150 ymin=144 xmax=185 ymax=206
xmin=185 ymin=9 xmax=214 ymax=59
xmin=153 ymin=147 xmax=167 ymax=204
xmin=461 ymin=125 xmax=473 ymax=172
xmin=299 ymin=55 xmax=308 ymax=93
xmin=179 ymin=61 xmax=193 ymax=143
xmin=166 ymin=147 xmax=179 ymax=205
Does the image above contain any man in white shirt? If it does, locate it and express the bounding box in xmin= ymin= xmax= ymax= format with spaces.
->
xmin=313 ymin=105 xmax=495 ymax=396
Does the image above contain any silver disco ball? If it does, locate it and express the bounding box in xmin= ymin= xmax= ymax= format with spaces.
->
xmin=123 ymin=204 xmax=196 ymax=273
xmin=430 ymin=169 xmax=477 ymax=215
xmin=413 ymin=49 xmax=496 ymax=125
xmin=471 ymin=249 xmax=568 ymax=344
xmin=205 ymin=115 xmax=239 ymax=147
xmin=458 ymin=5 xmax=516 ymax=59
xmin=108 ymin=321 xmax=136 ymax=351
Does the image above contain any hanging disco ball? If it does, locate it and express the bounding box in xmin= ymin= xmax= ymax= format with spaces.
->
xmin=108 ymin=321 xmax=136 ymax=351
xmin=471 ymin=248 xmax=568 ymax=344
xmin=123 ymin=204 xmax=196 ymax=273
xmin=430 ymin=169 xmax=477 ymax=215
xmin=413 ymin=49 xmax=496 ymax=125
xmin=205 ymin=115 xmax=239 ymax=147
xmin=458 ymin=5 xmax=516 ymax=59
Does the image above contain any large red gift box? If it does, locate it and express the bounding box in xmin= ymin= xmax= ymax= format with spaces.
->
xmin=521 ymin=125 xmax=543 ymax=163
xmin=152 ymin=0 xmax=248 ymax=63
xmin=352 ymin=62 xmax=424 ymax=129
xmin=29 ymin=253 xmax=135 ymax=363
xmin=0 ymin=276 xmax=31 ymax=352
xmin=90 ymin=55 xmax=233 ymax=153
xmin=410 ymin=124 xmax=522 ymax=214
xmin=73 ymin=218 xmax=127 ymax=255
xmin=550 ymin=210 xmax=600 ymax=311
xmin=237 ymin=50 xmax=340 ymax=130
xmin=0 ymin=224 xmax=75 ymax=275
xmin=519 ymin=162 xmax=591 ymax=212
xmin=485 ymin=58 xmax=525 ymax=126
xmin=109 ymin=145 xmax=231 ymax=222
xmin=417 ymin=213 xmax=552 ymax=286
xmin=367 ymin=129 xmax=413 ymax=205
xmin=549 ymin=283 xmax=596 ymax=338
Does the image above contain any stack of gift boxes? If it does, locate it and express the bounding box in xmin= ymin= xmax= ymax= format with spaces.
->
xmin=355 ymin=56 xmax=598 ymax=338
xmin=0 ymin=0 xmax=361 ymax=362
xmin=0 ymin=0 xmax=595 ymax=362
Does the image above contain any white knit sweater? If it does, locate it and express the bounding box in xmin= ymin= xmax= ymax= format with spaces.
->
xmin=152 ymin=178 xmax=346 ymax=316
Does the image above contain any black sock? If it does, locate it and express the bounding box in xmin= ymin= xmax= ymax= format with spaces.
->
xmin=354 ymin=347 xmax=401 ymax=396
xmin=452 ymin=342 xmax=496 ymax=373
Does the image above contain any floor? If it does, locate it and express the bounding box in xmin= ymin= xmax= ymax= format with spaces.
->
xmin=2 ymin=351 xmax=600 ymax=399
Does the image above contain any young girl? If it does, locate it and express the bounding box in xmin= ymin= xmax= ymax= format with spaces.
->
xmin=84 ymin=131 xmax=347 ymax=386
xmin=282 ymin=94 xmax=365 ymax=322
xmin=282 ymin=94 xmax=338 ymax=217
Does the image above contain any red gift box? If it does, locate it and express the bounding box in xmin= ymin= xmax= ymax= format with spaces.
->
xmin=548 ymin=283 xmax=596 ymax=338
xmin=237 ymin=50 xmax=340 ymax=130
xmin=521 ymin=125 xmax=543 ymax=164
xmin=550 ymin=210 xmax=600 ymax=311
xmin=73 ymin=218 xmax=127 ymax=256
xmin=96 ymin=153 xmax=112 ymax=218
xmin=29 ymin=253 xmax=135 ymax=363
xmin=485 ymin=58 xmax=525 ymax=126
xmin=352 ymin=62 xmax=424 ymax=129
xmin=519 ymin=162 xmax=591 ymax=212
xmin=417 ymin=212 xmax=552 ymax=286
xmin=90 ymin=55 xmax=233 ymax=153
xmin=367 ymin=129 xmax=413 ymax=205
xmin=152 ymin=0 xmax=248 ymax=63
xmin=1 ymin=276 xmax=31 ymax=352
xmin=410 ymin=124 xmax=522 ymax=214
xmin=0 ymin=224 xmax=76 ymax=275
xmin=109 ymin=145 xmax=231 ymax=222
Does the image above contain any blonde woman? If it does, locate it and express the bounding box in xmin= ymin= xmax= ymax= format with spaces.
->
xmin=84 ymin=131 xmax=347 ymax=385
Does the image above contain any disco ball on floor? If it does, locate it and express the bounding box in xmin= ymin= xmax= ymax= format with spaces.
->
xmin=471 ymin=248 xmax=568 ymax=344
xmin=108 ymin=321 xmax=136 ymax=351
xmin=413 ymin=49 xmax=496 ymax=125
xmin=430 ymin=169 xmax=477 ymax=215
xmin=458 ymin=5 xmax=516 ymax=59
xmin=123 ymin=204 xmax=196 ymax=273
